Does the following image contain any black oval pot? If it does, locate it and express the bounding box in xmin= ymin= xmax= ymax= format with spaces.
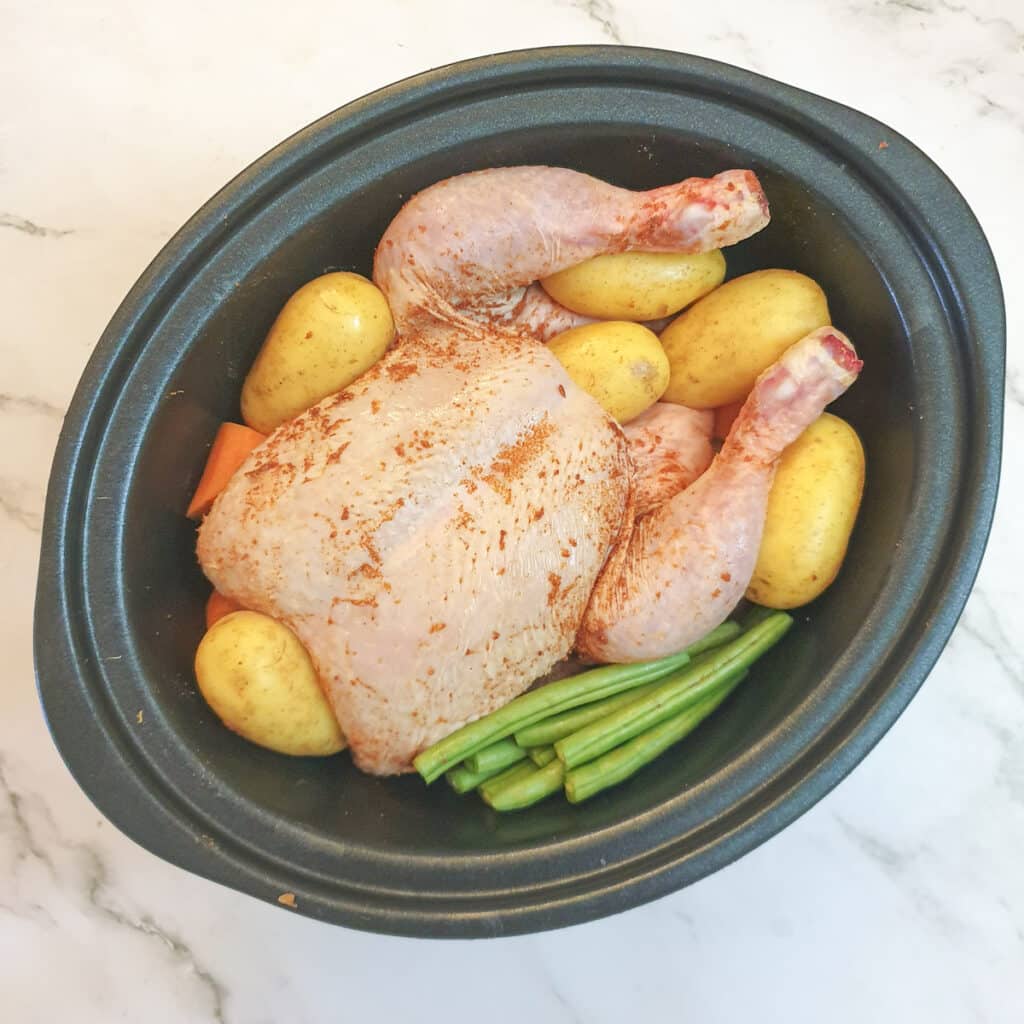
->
xmin=35 ymin=46 xmax=1004 ymax=937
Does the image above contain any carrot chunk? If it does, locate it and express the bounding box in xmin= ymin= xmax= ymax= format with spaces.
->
xmin=186 ymin=422 xmax=266 ymax=519
xmin=205 ymin=590 xmax=244 ymax=629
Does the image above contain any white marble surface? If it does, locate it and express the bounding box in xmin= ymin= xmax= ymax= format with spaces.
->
xmin=3 ymin=0 xmax=1022 ymax=1020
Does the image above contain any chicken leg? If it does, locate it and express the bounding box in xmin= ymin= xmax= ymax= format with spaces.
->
xmin=577 ymin=327 xmax=863 ymax=663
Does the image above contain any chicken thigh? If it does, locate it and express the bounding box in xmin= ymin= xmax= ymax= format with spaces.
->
xmin=577 ymin=327 xmax=862 ymax=662
xmin=623 ymin=403 xmax=715 ymax=517
xmin=198 ymin=166 xmax=770 ymax=774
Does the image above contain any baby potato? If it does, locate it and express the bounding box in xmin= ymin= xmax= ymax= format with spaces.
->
xmin=547 ymin=321 xmax=670 ymax=423
xmin=746 ymin=414 xmax=865 ymax=609
xmin=540 ymin=250 xmax=726 ymax=321
xmin=660 ymin=269 xmax=831 ymax=408
xmin=241 ymin=271 xmax=395 ymax=433
xmin=194 ymin=610 xmax=345 ymax=756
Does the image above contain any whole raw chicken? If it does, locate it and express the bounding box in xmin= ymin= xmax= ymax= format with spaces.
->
xmin=198 ymin=166 xmax=860 ymax=774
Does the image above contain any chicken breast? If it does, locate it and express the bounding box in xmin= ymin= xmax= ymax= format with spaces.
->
xmin=199 ymin=332 xmax=629 ymax=774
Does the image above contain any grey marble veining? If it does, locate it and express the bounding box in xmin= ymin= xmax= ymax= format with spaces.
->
xmin=2 ymin=1 xmax=1022 ymax=1021
xmin=564 ymin=0 xmax=626 ymax=44
xmin=0 ymin=214 xmax=76 ymax=239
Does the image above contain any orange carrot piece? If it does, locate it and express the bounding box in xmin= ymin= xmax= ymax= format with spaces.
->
xmin=205 ymin=590 xmax=244 ymax=629
xmin=713 ymin=400 xmax=744 ymax=441
xmin=186 ymin=422 xmax=266 ymax=519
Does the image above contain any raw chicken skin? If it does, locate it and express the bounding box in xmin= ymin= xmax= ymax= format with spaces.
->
xmin=577 ymin=327 xmax=863 ymax=663
xmin=374 ymin=166 xmax=770 ymax=339
xmin=198 ymin=166 xmax=770 ymax=774
xmin=623 ymin=403 xmax=714 ymax=517
xmin=199 ymin=336 xmax=627 ymax=774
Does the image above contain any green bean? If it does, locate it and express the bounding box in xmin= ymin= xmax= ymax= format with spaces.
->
xmin=527 ymin=746 xmax=557 ymax=767
xmin=481 ymin=758 xmax=565 ymax=811
xmin=513 ymin=621 xmax=742 ymax=748
xmin=514 ymin=683 xmax=660 ymax=747
xmin=464 ymin=737 xmax=527 ymax=774
xmin=564 ymin=670 xmax=748 ymax=803
xmin=446 ymin=760 xmax=516 ymax=794
xmin=679 ymin=619 xmax=742 ymax=655
xmin=414 ymin=622 xmax=742 ymax=782
xmin=513 ymin=660 xmax=708 ymax=750
xmin=416 ymin=664 xmax=682 ymax=782
xmin=453 ymin=651 xmax=735 ymax=793
xmin=478 ymin=760 xmax=540 ymax=804
xmin=739 ymin=602 xmax=777 ymax=631
xmin=555 ymin=613 xmax=792 ymax=770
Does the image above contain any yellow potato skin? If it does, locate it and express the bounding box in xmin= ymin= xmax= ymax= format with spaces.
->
xmin=540 ymin=250 xmax=726 ymax=321
xmin=660 ymin=269 xmax=831 ymax=408
xmin=194 ymin=611 xmax=345 ymax=756
xmin=547 ymin=321 xmax=670 ymax=423
xmin=241 ymin=272 xmax=395 ymax=433
xmin=746 ymin=414 xmax=865 ymax=609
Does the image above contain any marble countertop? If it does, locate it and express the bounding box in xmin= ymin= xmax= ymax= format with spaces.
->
xmin=3 ymin=1 xmax=1022 ymax=1020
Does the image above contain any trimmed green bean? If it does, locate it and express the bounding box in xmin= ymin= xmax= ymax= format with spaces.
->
xmin=420 ymin=657 xmax=665 ymax=781
xmin=679 ymin=619 xmax=742 ymax=656
xmin=481 ymin=759 xmax=565 ymax=811
xmin=513 ymin=656 xmax=716 ymax=749
xmin=527 ymin=746 xmax=557 ymax=767
xmin=555 ymin=613 xmax=792 ymax=770
xmin=514 ymin=621 xmax=742 ymax=748
xmin=564 ymin=670 xmax=748 ymax=803
xmin=514 ymin=682 xmax=660 ymax=747
xmin=478 ymin=760 xmax=539 ymax=804
xmin=739 ymin=602 xmax=777 ymax=631
xmin=414 ymin=622 xmax=741 ymax=782
xmin=446 ymin=760 xmax=516 ymax=794
xmin=464 ymin=737 xmax=527 ymax=774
